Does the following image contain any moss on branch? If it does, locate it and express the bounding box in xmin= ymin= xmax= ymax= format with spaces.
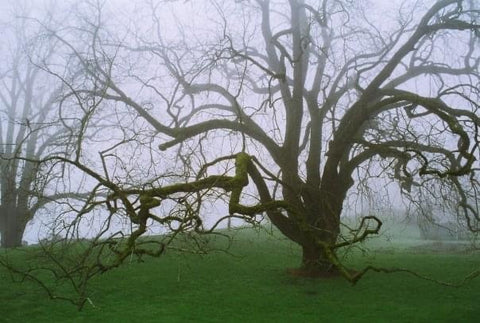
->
xmin=122 ymin=152 xmax=291 ymax=219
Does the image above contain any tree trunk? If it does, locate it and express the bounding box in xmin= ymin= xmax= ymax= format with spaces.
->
xmin=0 ymin=205 xmax=26 ymax=248
xmin=301 ymin=244 xmax=333 ymax=272
xmin=295 ymin=196 xmax=342 ymax=276
xmin=295 ymin=235 xmax=343 ymax=276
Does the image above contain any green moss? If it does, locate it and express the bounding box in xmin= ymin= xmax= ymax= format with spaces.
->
xmin=139 ymin=194 xmax=161 ymax=208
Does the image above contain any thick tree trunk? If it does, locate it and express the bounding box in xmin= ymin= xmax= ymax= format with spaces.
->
xmin=294 ymin=227 xmax=342 ymax=276
xmin=294 ymin=194 xmax=342 ymax=276
xmin=290 ymin=167 xmax=351 ymax=276
xmin=301 ymin=244 xmax=334 ymax=273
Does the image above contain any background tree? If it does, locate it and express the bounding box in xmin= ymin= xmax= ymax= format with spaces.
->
xmin=0 ymin=7 xmax=75 ymax=248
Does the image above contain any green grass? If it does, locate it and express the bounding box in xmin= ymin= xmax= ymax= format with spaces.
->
xmin=1 ymin=227 xmax=479 ymax=322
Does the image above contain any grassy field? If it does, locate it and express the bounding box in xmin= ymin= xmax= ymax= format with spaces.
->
xmin=1 ymin=225 xmax=479 ymax=322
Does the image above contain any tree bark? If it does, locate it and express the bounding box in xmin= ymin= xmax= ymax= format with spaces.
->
xmin=291 ymin=185 xmax=344 ymax=276
xmin=300 ymin=244 xmax=334 ymax=274
xmin=0 ymin=205 xmax=27 ymax=248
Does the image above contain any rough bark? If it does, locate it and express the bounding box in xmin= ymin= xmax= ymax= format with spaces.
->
xmin=296 ymin=211 xmax=341 ymax=275
xmin=300 ymin=245 xmax=334 ymax=274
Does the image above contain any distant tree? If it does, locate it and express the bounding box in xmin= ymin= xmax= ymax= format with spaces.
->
xmin=8 ymin=0 xmax=479 ymax=292
xmin=0 ymin=10 xmax=73 ymax=248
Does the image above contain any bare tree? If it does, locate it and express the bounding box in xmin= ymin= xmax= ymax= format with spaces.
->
xmin=0 ymin=11 xmax=73 ymax=247
xmin=6 ymin=1 xmax=479 ymax=303
xmin=70 ymin=0 xmax=478 ymax=279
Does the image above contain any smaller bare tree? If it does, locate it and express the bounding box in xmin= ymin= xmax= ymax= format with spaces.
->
xmin=0 ymin=13 xmax=73 ymax=248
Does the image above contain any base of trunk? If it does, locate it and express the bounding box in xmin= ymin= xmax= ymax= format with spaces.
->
xmin=1 ymin=233 xmax=23 ymax=248
xmin=288 ymin=244 xmax=340 ymax=278
xmin=1 ymin=205 xmax=27 ymax=248
xmin=0 ymin=222 xmax=25 ymax=248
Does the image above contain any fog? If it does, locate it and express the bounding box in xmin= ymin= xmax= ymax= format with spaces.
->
xmin=1 ymin=0 xmax=478 ymax=249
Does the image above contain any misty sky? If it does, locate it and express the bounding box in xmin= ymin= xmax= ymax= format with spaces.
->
xmin=1 ymin=0 xmax=476 ymax=244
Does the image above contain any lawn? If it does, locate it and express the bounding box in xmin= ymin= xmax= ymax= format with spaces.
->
xmin=1 ymin=226 xmax=479 ymax=322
